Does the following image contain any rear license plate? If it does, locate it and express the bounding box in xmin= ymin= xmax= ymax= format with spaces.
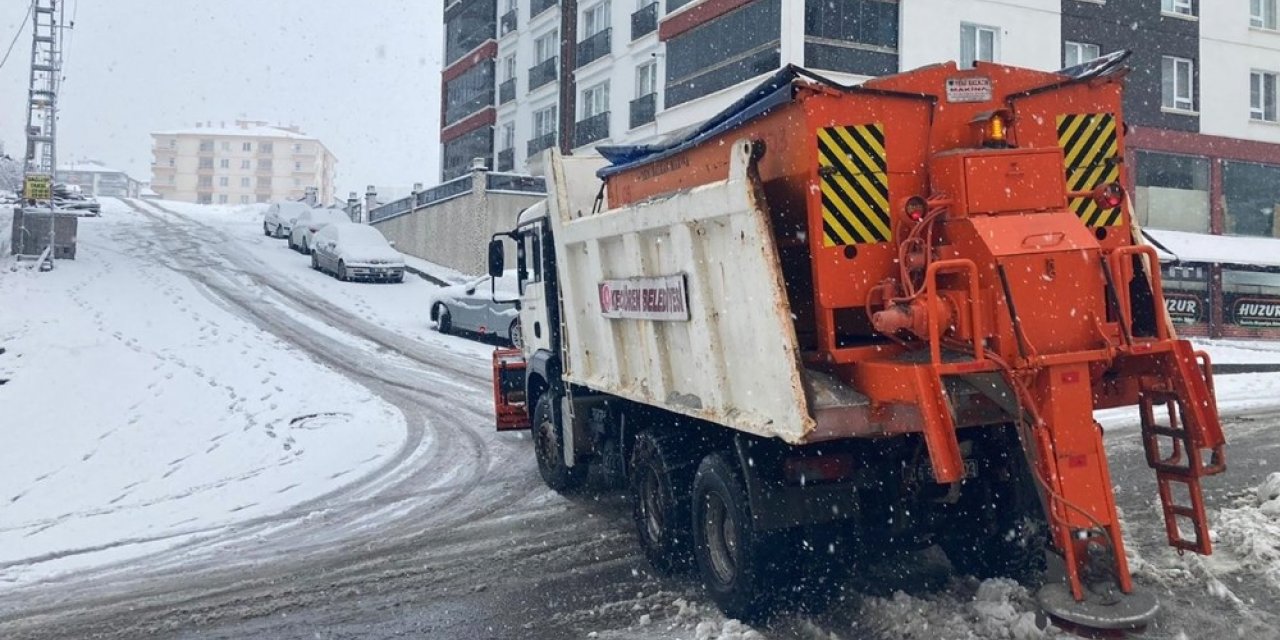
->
xmin=908 ymin=458 xmax=978 ymax=485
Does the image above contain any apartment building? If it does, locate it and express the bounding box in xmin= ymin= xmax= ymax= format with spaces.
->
xmin=57 ymin=160 xmax=144 ymax=198
xmin=442 ymin=0 xmax=1280 ymax=335
xmin=150 ymin=120 xmax=337 ymax=205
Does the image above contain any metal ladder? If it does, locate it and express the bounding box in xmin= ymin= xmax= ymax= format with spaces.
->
xmin=1138 ymin=345 xmax=1226 ymax=555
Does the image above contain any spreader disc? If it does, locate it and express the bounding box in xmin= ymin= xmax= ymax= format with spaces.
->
xmin=1036 ymin=582 xmax=1159 ymax=630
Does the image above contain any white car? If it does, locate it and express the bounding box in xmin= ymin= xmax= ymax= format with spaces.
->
xmin=310 ymin=223 xmax=405 ymax=283
xmin=262 ymin=202 xmax=313 ymax=239
xmin=289 ymin=207 xmax=352 ymax=254
xmin=430 ymin=271 xmax=521 ymax=344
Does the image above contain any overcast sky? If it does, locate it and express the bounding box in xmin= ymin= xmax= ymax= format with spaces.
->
xmin=0 ymin=1 xmax=442 ymax=196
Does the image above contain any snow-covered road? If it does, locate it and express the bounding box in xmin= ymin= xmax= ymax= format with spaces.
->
xmin=2 ymin=198 xmax=1280 ymax=640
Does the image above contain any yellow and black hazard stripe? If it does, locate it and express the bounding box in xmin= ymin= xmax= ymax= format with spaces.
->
xmin=1056 ymin=113 xmax=1123 ymax=227
xmin=817 ymin=124 xmax=891 ymax=247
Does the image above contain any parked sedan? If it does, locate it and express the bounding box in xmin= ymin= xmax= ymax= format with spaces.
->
xmin=262 ymin=201 xmax=313 ymax=238
xmin=310 ymin=223 xmax=405 ymax=283
xmin=430 ymin=271 xmax=520 ymax=344
xmin=289 ymin=207 xmax=352 ymax=254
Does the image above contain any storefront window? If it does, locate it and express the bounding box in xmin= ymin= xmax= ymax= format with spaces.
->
xmin=1223 ymin=268 xmax=1280 ymax=328
xmin=1161 ymin=263 xmax=1211 ymax=327
xmin=1224 ymin=161 xmax=1280 ymax=238
xmin=1134 ymin=151 xmax=1209 ymax=233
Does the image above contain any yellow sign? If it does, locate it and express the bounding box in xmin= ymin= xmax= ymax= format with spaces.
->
xmin=24 ymin=174 xmax=52 ymax=201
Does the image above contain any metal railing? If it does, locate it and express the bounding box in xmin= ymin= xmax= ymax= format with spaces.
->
xmin=576 ymin=28 xmax=611 ymax=68
xmin=529 ymin=56 xmax=558 ymax=90
xmin=527 ymin=131 xmax=557 ymax=157
xmin=487 ymin=172 xmax=545 ymax=193
xmin=666 ymin=0 xmax=693 ymax=11
xmin=630 ymin=93 xmax=656 ymax=128
xmin=574 ymin=111 xmax=610 ymax=147
xmin=415 ymin=174 xmax=472 ymax=206
xmin=500 ymin=9 xmax=517 ymax=36
xmin=631 ymin=3 xmax=658 ymax=40
xmin=499 ymin=77 xmax=516 ymax=104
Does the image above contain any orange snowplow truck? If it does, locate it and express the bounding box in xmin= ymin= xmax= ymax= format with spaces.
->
xmin=489 ymin=52 xmax=1225 ymax=629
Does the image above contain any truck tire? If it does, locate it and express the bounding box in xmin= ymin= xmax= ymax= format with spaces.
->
xmin=939 ymin=449 xmax=1047 ymax=585
xmin=630 ymin=431 xmax=696 ymax=575
xmin=532 ymin=393 xmax=587 ymax=493
xmin=691 ymin=453 xmax=772 ymax=620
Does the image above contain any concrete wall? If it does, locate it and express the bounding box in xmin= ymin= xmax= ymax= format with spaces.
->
xmin=371 ymin=168 xmax=544 ymax=276
xmin=899 ymin=0 xmax=1061 ymax=73
xmin=1201 ymin=2 xmax=1280 ymax=144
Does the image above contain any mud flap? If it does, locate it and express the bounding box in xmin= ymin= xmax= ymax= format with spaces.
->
xmin=493 ymin=348 xmax=531 ymax=431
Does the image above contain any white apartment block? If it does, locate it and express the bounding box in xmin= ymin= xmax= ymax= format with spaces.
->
xmin=150 ymin=120 xmax=337 ymax=206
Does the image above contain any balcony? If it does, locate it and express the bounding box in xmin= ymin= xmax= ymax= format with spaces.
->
xmin=630 ymin=93 xmax=656 ymax=128
xmin=496 ymin=148 xmax=515 ymax=172
xmin=500 ymin=9 xmax=517 ymax=36
xmin=527 ymin=131 xmax=557 ymax=158
xmin=631 ymin=3 xmax=658 ymax=40
xmin=531 ymin=0 xmax=557 ymax=18
xmin=576 ymin=28 xmax=611 ymax=68
xmin=499 ymin=77 xmax=516 ymax=104
xmin=574 ymin=111 xmax=609 ymax=147
xmin=529 ymin=56 xmax=558 ymax=90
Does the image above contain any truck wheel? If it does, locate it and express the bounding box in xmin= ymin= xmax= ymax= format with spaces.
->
xmin=940 ymin=451 xmax=1047 ymax=585
xmin=631 ymin=431 xmax=696 ymax=575
xmin=532 ymin=393 xmax=587 ymax=493
xmin=692 ymin=453 xmax=771 ymax=620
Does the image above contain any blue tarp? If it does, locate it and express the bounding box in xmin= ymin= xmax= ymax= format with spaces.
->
xmin=595 ymin=65 xmax=809 ymax=178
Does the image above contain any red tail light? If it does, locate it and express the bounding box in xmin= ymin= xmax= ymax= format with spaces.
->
xmin=1095 ymin=183 xmax=1125 ymax=209
xmin=904 ymin=196 xmax=927 ymax=222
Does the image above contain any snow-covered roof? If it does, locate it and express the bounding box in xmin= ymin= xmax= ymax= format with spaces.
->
xmin=58 ymin=160 xmax=126 ymax=174
xmin=1146 ymin=229 xmax=1280 ymax=269
xmin=152 ymin=125 xmax=315 ymax=141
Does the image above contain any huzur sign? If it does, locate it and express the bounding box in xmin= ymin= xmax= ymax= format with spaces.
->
xmin=1164 ymin=293 xmax=1202 ymax=325
xmin=598 ymin=275 xmax=689 ymax=321
xmin=1232 ymin=297 xmax=1280 ymax=328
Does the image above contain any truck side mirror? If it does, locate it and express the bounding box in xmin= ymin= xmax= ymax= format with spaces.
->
xmin=488 ymin=238 xmax=505 ymax=278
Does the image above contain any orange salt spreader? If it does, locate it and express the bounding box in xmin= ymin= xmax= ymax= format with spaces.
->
xmin=601 ymin=52 xmax=1226 ymax=629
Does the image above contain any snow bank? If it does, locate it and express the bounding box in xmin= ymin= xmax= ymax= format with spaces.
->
xmin=860 ymin=578 xmax=1053 ymax=640
xmin=1203 ymin=474 xmax=1280 ymax=594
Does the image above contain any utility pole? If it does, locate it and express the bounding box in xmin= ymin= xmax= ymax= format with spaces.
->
xmin=13 ymin=0 xmax=68 ymax=270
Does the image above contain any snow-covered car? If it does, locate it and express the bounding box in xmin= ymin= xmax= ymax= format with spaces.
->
xmin=262 ymin=201 xmax=312 ymax=238
xmin=288 ymin=207 xmax=352 ymax=254
xmin=310 ymin=223 xmax=405 ymax=283
xmin=429 ymin=271 xmax=520 ymax=344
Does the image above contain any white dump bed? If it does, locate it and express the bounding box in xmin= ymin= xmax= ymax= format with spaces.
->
xmin=546 ymin=141 xmax=815 ymax=443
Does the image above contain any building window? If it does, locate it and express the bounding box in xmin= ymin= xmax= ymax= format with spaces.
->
xmin=1254 ymin=0 xmax=1278 ymax=29
xmin=665 ymin=0 xmax=781 ymax=108
xmin=1224 ymin=161 xmax=1280 ymax=237
xmin=1161 ymin=55 xmax=1195 ymax=112
xmin=1064 ymin=41 xmax=1101 ymax=68
xmin=1162 ymin=0 xmax=1194 ymax=16
xmin=503 ymin=54 xmax=517 ymax=81
xmin=219 ymin=176 xmax=229 ymax=187
xmin=960 ymin=23 xmax=998 ymax=69
xmin=240 ymin=159 xmax=250 ymax=169
xmin=535 ymin=30 xmax=558 ymax=63
xmin=1252 ymin=71 xmax=1279 ymax=122
xmin=442 ymin=126 xmax=494 ymax=180
xmin=199 ymin=139 xmax=214 ymax=152
xmin=1134 ymin=151 xmax=1210 ymax=233
xmin=533 ymin=105 xmax=557 ymax=137
xmin=218 ymin=194 xmax=229 ymax=204
xmin=636 ymin=60 xmax=657 ymax=98
xmin=240 ymin=195 xmax=250 ymax=204
xmin=198 ymin=157 xmax=214 ymax=169
xmin=501 ymin=122 xmax=516 ymax=150
xmin=243 ymin=142 xmax=253 ymax=151
xmin=294 ymin=161 xmax=302 ymax=171
xmin=257 ymin=195 xmax=270 ymax=203
xmin=581 ymin=81 xmax=610 ymax=118
xmin=198 ymin=176 xmax=213 ymax=188
xmin=259 ymin=159 xmax=273 ymax=170
xmin=444 ymin=59 xmax=496 ymax=125
xmin=219 ymin=158 xmax=230 ymax=169
xmin=445 ymin=0 xmax=497 ymax=65
xmin=257 ymin=177 xmax=272 ymax=189
xmin=583 ymin=1 xmax=611 ymax=37
xmin=168 ymin=138 xmax=177 ymax=148
xmin=293 ymin=143 xmax=303 ymax=153
xmin=259 ymin=142 xmax=274 ymax=154
xmin=168 ymin=158 xmax=175 ymax=167
xmin=241 ymin=177 xmax=251 ymax=187
xmin=802 ymin=0 xmax=899 ymax=76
